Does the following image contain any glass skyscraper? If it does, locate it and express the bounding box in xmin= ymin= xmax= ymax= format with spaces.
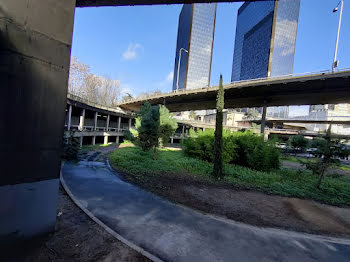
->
xmin=172 ymin=3 xmax=217 ymax=91
xmin=231 ymin=0 xmax=300 ymax=118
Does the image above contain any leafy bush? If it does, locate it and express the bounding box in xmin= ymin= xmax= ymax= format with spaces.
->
xmin=183 ymin=129 xmax=280 ymax=171
xmin=62 ymin=132 xmax=80 ymax=160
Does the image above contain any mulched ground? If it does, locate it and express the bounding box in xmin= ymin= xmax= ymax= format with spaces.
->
xmin=117 ymin=168 xmax=350 ymax=238
xmin=2 ymin=187 xmax=149 ymax=262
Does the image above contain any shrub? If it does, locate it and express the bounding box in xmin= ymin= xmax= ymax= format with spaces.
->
xmin=183 ymin=129 xmax=280 ymax=172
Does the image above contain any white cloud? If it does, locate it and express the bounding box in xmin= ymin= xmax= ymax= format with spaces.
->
xmin=166 ymin=71 xmax=174 ymax=82
xmin=156 ymin=71 xmax=174 ymax=90
xmin=122 ymin=43 xmax=143 ymax=61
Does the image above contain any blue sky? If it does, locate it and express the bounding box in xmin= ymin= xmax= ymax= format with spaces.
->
xmin=71 ymin=0 xmax=350 ymax=115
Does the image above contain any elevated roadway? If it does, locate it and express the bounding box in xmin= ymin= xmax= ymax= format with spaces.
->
xmin=119 ymin=70 xmax=350 ymax=112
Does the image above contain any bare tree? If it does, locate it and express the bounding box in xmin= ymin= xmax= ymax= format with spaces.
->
xmin=68 ymin=57 xmax=121 ymax=107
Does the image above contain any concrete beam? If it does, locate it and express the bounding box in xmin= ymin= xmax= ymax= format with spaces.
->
xmin=119 ymin=71 xmax=350 ymax=112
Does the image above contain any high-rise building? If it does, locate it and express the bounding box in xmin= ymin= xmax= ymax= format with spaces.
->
xmin=172 ymin=3 xmax=217 ymax=91
xmin=231 ymin=0 xmax=300 ymax=118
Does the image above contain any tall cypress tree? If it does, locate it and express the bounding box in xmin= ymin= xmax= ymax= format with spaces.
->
xmin=213 ymin=75 xmax=224 ymax=179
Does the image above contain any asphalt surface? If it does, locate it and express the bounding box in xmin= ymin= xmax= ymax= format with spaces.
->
xmin=61 ymin=158 xmax=350 ymax=262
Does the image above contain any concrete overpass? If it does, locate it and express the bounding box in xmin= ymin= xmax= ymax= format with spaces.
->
xmin=119 ymin=70 xmax=350 ymax=112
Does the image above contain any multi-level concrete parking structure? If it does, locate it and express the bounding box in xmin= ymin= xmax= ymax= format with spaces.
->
xmin=172 ymin=3 xmax=217 ymax=91
xmin=231 ymin=0 xmax=300 ymax=118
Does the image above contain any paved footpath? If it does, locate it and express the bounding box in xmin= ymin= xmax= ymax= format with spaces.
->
xmin=62 ymin=160 xmax=350 ymax=262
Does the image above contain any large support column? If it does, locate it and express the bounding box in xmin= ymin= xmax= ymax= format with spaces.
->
xmin=118 ymin=116 xmax=121 ymax=132
xmin=116 ymin=136 xmax=120 ymax=144
xmin=79 ymin=136 xmax=83 ymax=148
xmin=79 ymin=109 xmax=85 ymax=131
xmin=67 ymin=105 xmax=72 ymax=131
xmin=94 ymin=112 xmax=98 ymax=131
xmin=182 ymin=125 xmax=185 ymax=136
xmin=128 ymin=118 xmax=132 ymax=130
xmin=0 ymin=0 xmax=76 ymax=240
xmin=106 ymin=114 xmax=110 ymax=131
xmin=92 ymin=136 xmax=96 ymax=146
xmin=104 ymin=135 xmax=108 ymax=145
xmin=261 ymin=103 xmax=267 ymax=135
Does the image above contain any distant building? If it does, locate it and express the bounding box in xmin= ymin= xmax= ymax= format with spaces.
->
xmin=231 ymin=0 xmax=300 ymax=118
xmin=172 ymin=3 xmax=217 ymax=91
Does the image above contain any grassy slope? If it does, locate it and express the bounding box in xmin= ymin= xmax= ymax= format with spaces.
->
xmin=110 ymin=146 xmax=350 ymax=206
xmin=282 ymin=155 xmax=350 ymax=172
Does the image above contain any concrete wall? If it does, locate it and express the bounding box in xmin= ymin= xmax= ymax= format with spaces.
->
xmin=0 ymin=0 xmax=76 ymax=241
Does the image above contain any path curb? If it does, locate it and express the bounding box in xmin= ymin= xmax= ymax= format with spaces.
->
xmin=60 ymin=166 xmax=164 ymax=262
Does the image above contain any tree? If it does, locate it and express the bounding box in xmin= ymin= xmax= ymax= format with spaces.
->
xmin=305 ymin=126 xmax=350 ymax=189
xmin=189 ymin=111 xmax=197 ymax=120
xmin=128 ymin=102 xmax=178 ymax=160
xmin=288 ymin=135 xmax=309 ymax=153
xmin=68 ymin=56 xmax=121 ymax=107
xmin=244 ymin=108 xmax=260 ymax=120
xmin=213 ymin=75 xmax=225 ymax=179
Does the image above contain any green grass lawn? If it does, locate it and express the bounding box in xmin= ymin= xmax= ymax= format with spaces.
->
xmin=80 ymin=143 xmax=114 ymax=152
xmin=110 ymin=146 xmax=350 ymax=206
xmin=282 ymin=155 xmax=350 ymax=172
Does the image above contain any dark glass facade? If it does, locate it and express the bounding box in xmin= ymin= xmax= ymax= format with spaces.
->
xmin=173 ymin=3 xmax=217 ymax=91
xmin=231 ymin=0 xmax=300 ymax=118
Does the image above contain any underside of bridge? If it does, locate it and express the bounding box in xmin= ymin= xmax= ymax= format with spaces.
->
xmin=119 ymin=71 xmax=350 ymax=112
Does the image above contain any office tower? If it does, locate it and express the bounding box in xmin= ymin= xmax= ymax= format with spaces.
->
xmin=231 ymin=0 xmax=300 ymax=118
xmin=173 ymin=3 xmax=217 ymax=91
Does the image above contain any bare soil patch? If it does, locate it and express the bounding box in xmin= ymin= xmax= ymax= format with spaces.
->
xmin=2 ymin=187 xmax=149 ymax=262
xmin=118 ymin=169 xmax=350 ymax=238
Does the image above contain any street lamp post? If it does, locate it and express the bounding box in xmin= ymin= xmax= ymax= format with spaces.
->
xmin=332 ymin=0 xmax=344 ymax=73
xmin=176 ymin=48 xmax=188 ymax=91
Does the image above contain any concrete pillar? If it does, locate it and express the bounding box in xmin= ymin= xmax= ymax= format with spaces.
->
xmin=79 ymin=109 xmax=85 ymax=131
xmin=94 ymin=112 xmax=98 ymax=131
xmin=0 ymin=0 xmax=76 ymax=240
xmin=67 ymin=105 xmax=72 ymax=131
xmin=261 ymin=103 xmax=267 ymax=135
xmin=79 ymin=137 xmax=83 ymax=148
xmin=116 ymin=136 xmax=120 ymax=144
xmin=92 ymin=136 xmax=96 ymax=146
xmin=182 ymin=125 xmax=185 ymax=136
xmin=106 ymin=114 xmax=110 ymax=131
xmin=128 ymin=118 xmax=132 ymax=130
xmin=264 ymin=132 xmax=269 ymax=142
xmin=171 ymin=137 xmax=174 ymax=144
xmin=104 ymin=135 xmax=108 ymax=145
xmin=118 ymin=116 xmax=121 ymax=132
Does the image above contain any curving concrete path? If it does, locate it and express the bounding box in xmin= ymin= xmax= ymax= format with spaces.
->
xmin=61 ymin=159 xmax=350 ymax=262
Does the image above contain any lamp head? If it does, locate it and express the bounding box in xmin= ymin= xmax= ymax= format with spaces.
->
xmin=333 ymin=7 xmax=339 ymax=12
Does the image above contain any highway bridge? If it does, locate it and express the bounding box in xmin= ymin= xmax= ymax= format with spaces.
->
xmin=119 ymin=70 xmax=350 ymax=112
